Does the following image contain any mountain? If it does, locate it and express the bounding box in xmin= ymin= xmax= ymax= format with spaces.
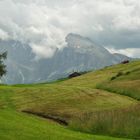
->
xmin=0 ymin=33 xmax=130 ymax=84
xmin=113 ymin=53 xmax=130 ymax=62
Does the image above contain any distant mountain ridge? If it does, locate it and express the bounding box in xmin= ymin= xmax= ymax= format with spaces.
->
xmin=0 ymin=33 xmax=130 ymax=84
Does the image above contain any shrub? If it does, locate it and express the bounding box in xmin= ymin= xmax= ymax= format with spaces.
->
xmin=116 ymin=71 xmax=123 ymax=77
xmin=110 ymin=71 xmax=124 ymax=81
xmin=110 ymin=76 xmax=116 ymax=81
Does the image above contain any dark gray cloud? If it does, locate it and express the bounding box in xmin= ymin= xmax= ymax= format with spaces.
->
xmin=0 ymin=0 xmax=140 ymax=58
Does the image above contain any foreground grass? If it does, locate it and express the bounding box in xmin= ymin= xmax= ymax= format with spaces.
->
xmin=69 ymin=104 xmax=140 ymax=139
xmin=0 ymin=109 xmax=129 ymax=140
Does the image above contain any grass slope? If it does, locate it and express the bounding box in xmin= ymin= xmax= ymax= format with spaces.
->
xmin=1 ymin=109 xmax=128 ymax=140
xmin=0 ymin=60 xmax=140 ymax=139
xmin=96 ymin=62 xmax=140 ymax=100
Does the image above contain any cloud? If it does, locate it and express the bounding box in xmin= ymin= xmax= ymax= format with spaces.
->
xmin=106 ymin=47 xmax=140 ymax=58
xmin=0 ymin=28 xmax=9 ymax=40
xmin=0 ymin=0 xmax=140 ymax=58
xmin=30 ymin=44 xmax=56 ymax=59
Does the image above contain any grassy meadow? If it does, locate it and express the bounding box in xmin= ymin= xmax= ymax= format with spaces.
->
xmin=0 ymin=60 xmax=140 ymax=139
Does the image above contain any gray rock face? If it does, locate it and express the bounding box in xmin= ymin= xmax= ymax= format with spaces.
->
xmin=0 ymin=33 xmax=130 ymax=84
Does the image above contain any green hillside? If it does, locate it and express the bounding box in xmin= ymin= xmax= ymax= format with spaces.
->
xmin=1 ymin=109 xmax=128 ymax=140
xmin=0 ymin=60 xmax=140 ymax=140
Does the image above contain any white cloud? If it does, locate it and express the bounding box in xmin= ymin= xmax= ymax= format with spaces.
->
xmin=30 ymin=44 xmax=56 ymax=59
xmin=0 ymin=0 xmax=140 ymax=58
xmin=0 ymin=28 xmax=9 ymax=40
xmin=106 ymin=47 xmax=140 ymax=58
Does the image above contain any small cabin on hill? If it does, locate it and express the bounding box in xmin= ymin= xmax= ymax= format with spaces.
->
xmin=121 ymin=60 xmax=129 ymax=64
xmin=68 ymin=72 xmax=81 ymax=78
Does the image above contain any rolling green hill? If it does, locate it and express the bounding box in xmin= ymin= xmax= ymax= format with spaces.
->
xmin=0 ymin=60 xmax=140 ymax=140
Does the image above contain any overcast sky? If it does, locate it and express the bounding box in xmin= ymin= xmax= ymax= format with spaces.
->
xmin=0 ymin=0 xmax=140 ymax=58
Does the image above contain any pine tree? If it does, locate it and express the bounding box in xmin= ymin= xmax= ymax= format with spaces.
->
xmin=0 ymin=52 xmax=7 ymax=79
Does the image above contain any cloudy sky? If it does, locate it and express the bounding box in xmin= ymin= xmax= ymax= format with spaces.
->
xmin=0 ymin=0 xmax=140 ymax=58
